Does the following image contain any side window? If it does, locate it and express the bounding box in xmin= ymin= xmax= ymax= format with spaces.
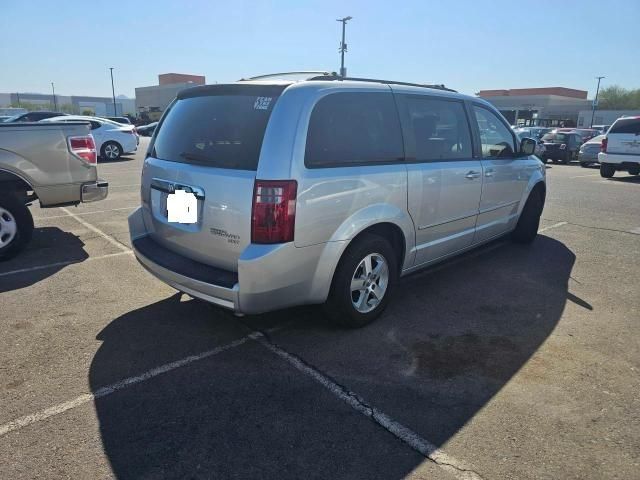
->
xmin=404 ymin=96 xmax=472 ymax=161
xmin=304 ymin=92 xmax=404 ymax=167
xmin=473 ymin=106 xmax=516 ymax=158
xmin=89 ymin=121 xmax=101 ymax=130
xmin=609 ymin=118 xmax=640 ymax=135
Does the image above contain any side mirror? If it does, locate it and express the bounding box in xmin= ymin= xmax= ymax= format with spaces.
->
xmin=520 ymin=137 xmax=537 ymax=156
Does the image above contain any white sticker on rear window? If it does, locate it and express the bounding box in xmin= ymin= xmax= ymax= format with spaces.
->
xmin=254 ymin=97 xmax=272 ymax=110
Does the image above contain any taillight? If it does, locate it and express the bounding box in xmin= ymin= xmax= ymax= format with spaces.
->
xmin=68 ymin=135 xmax=97 ymax=164
xmin=251 ymin=180 xmax=297 ymax=244
xmin=601 ymin=137 xmax=608 ymax=153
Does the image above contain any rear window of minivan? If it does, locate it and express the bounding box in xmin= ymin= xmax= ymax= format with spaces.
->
xmin=609 ymin=118 xmax=640 ymax=135
xmin=151 ymin=85 xmax=285 ymax=170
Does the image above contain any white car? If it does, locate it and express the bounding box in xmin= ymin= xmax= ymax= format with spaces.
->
xmin=42 ymin=115 xmax=138 ymax=160
xmin=597 ymin=116 xmax=640 ymax=178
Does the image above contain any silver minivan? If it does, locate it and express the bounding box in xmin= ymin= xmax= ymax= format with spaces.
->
xmin=129 ymin=73 xmax=545 ymax=327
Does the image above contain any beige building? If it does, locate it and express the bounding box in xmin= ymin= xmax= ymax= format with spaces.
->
xmin=135 ymin=73 xmax=206 ymax=118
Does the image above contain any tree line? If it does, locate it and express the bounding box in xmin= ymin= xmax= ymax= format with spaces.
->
xmin=598 ymin=86 xmax=640 ymax=110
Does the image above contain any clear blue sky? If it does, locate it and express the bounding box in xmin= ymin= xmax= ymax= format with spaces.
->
xmin=1 ymin=0 xmax=638 ymax=98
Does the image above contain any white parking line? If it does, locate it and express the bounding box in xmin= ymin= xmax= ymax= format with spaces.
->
xmin=61 ymin=207 xmax=131 ymax=253
xmin=0 ymin=251 xmax=132 ymax=278
xmin=34 ymin=206 xmax=136 ymax=221
xmin=570 ymin=174 xmax=599 ymax=179
xmin=0 ymin=335 xmax=252 ymax=437
xmin=251 ymin=332 xmax=482 ymax=480
xmin=538 ymin=221 xmax=567 ymax=233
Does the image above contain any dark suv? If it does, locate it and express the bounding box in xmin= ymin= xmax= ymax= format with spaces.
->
xmin=541 ymin=132 xmax=583 ymax=164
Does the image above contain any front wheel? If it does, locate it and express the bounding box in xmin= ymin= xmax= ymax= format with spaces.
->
xmin=511 ymin=188 xmax=544 ymax=244
xmin=0 ymin=193 xmax=34 ymax=261
xmin=324 ymin=233 xmax=397 ymax=328
xmin=629 ymin=166 xmax=640 ymax=176
xmin=600 ymin=163 xmax=616 ymax=178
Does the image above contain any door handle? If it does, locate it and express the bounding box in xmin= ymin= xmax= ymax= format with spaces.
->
xmin=465 ymin=171 xmax=481 ymax=179
xmin=485 ymin=168 xmax=495 ymax=177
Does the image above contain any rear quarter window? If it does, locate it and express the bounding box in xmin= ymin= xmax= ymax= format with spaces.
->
xmin=304 ymin=92 xmax=404 ymax=167
xmin=152 ymin=86 xmax=284 ymax=170
xmin=609 ymin=118 xmax=640 ymax=135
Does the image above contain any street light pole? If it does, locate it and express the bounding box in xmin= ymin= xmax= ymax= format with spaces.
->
xmin=336 ymin=16 xmax=353 ymax=77
xmin=590 ymin=76 xmax=605 ymax=128
xmin=109 ymin=67 xmax=117 ymax=116
xmin=51 ymin=82 xmax=57 ymax=110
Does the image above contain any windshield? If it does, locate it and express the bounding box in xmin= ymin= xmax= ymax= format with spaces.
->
xmin=542 ymin=133 xmax=569 ymax=143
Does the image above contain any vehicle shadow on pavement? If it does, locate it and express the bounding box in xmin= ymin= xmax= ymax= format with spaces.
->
xmin=607 ymin=175 xmax=640 ymax=183
xmin=90 ymin=235 xmax=575 ymax=479
xmin=0 ymin=227 xmax=88 ymax=293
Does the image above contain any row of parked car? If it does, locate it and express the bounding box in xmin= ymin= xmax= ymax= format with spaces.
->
xmin=1 ymin=111 xmax=143 ymax=160
xmin=514 ymin=117 xmax=640 ymax=177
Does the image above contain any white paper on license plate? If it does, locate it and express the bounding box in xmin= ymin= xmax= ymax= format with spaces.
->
xmin=167 ymin=190 xmax=197 ymax=223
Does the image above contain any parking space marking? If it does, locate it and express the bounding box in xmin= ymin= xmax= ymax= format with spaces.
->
xmin=538 ymin=221 xmax=567 ymax=233
xmin=0 ymin=251 xmax=133 ymax=278
xmin=570 ymin=174 xmax=600 ymax=179
xmin=61 ymin=207 xmax=131 ymax=253
xmin=250 ymin=331 xmax=482 ymax=480
xmin=0 ymin=335 xmax=252 ymax=438
xmin=34 ymin=206 xmax=136 ymax=221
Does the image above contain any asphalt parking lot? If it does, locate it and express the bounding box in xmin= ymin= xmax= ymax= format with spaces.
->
xmin=1 ymin=137 xmax=639 ymax=479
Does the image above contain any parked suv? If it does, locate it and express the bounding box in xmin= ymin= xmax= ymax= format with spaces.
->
xmin=598 ymin=116 xmax=640 ymax=177
xmin=129 ymin=74 xmax=545 ymax=327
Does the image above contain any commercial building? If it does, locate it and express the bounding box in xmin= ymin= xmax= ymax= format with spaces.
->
xmin=576 ymin=109 xmax=640 ymax=128
xmin=135 ymin=73 xmax=206 ymax=120
xmin=0 ymin=92 xmax=135 ymax=116
xmin=478 ymin=87 xmax=592 ymax=127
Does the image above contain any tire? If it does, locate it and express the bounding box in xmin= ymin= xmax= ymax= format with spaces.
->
xmin=511 ymin=187 xmax=544 ymax=244
xmin=629 ymin=166 xmax=640 ymax=176
xmin=101 ymin=141 xmax=122 ymax=160
xmin=600 ymin=163 xmax=616 ymax=178
xmin=0 ymin=192 xmax=34 ymax=261
xmin=580 ymin=162 xmax=590 ymax=168
xmin=324 ymin=233 xmax=398 ymax=328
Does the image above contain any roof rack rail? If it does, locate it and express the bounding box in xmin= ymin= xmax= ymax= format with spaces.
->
xmin=307 ymin=75 xmax=457 ymax=92
xmin=239 ymin=71 xmax=337 ymax=81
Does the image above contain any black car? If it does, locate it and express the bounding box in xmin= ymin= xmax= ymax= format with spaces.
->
xmin=4 ymin=111 xmax=68 ymax=122
xmin=541 ymin=132 xmax=583 ymax=164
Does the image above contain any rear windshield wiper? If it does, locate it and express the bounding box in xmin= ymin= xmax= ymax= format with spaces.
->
xmin=179 ymin=151 xmax=214 ymax=164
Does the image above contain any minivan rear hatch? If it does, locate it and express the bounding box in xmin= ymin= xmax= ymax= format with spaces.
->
xmin=141 ymin=84 xmax=286 ymax=271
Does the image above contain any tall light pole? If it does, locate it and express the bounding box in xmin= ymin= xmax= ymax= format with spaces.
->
xmin=336 ymin=16 xmax=352 ymax=77
xmin=109 ymin=67 xmax=117 ymax=116
xmin=51 ymin=82 xmax=57 ymax=110
xmin=590 ymin=76 xmax=605 ymax=128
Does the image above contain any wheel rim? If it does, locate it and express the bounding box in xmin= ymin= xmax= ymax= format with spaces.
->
xmin=0 ymin=207 xmax=18 ymax=248
xmin=104 ymin=144 xmax=120 ymax=159
xmin=350 ymin=253 xmax=389 ymax=313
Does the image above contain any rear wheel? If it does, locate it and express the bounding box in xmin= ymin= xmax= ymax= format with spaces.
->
xmin=629 ymin=166 xmax=640 ymax=176
xmin=580 ymin=162 xmax=590 ymax=168
xmin=101 ymin=141 xmax=122 ymax=160
xmin=511 ymin=187 xmax=544 ymax=244
xmin=0 ymin=193 xmax=34 ymax=261
xmin=324 ymin=233 xmax=397 ymax=328
xmin=600 ymin=163 xmax=616 ymax=178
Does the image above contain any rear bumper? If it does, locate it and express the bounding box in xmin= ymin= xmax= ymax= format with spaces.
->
xmin=128 ymin=207 xmax=344 ymax=314
xmin=81 ymin=180 xmax=109 ymax=202
xmin=598 ymin=152 xmax=640 ymax=166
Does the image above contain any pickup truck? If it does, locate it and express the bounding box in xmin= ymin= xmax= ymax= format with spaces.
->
xmin=0 ymin=122 xmax=108 ymax=259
